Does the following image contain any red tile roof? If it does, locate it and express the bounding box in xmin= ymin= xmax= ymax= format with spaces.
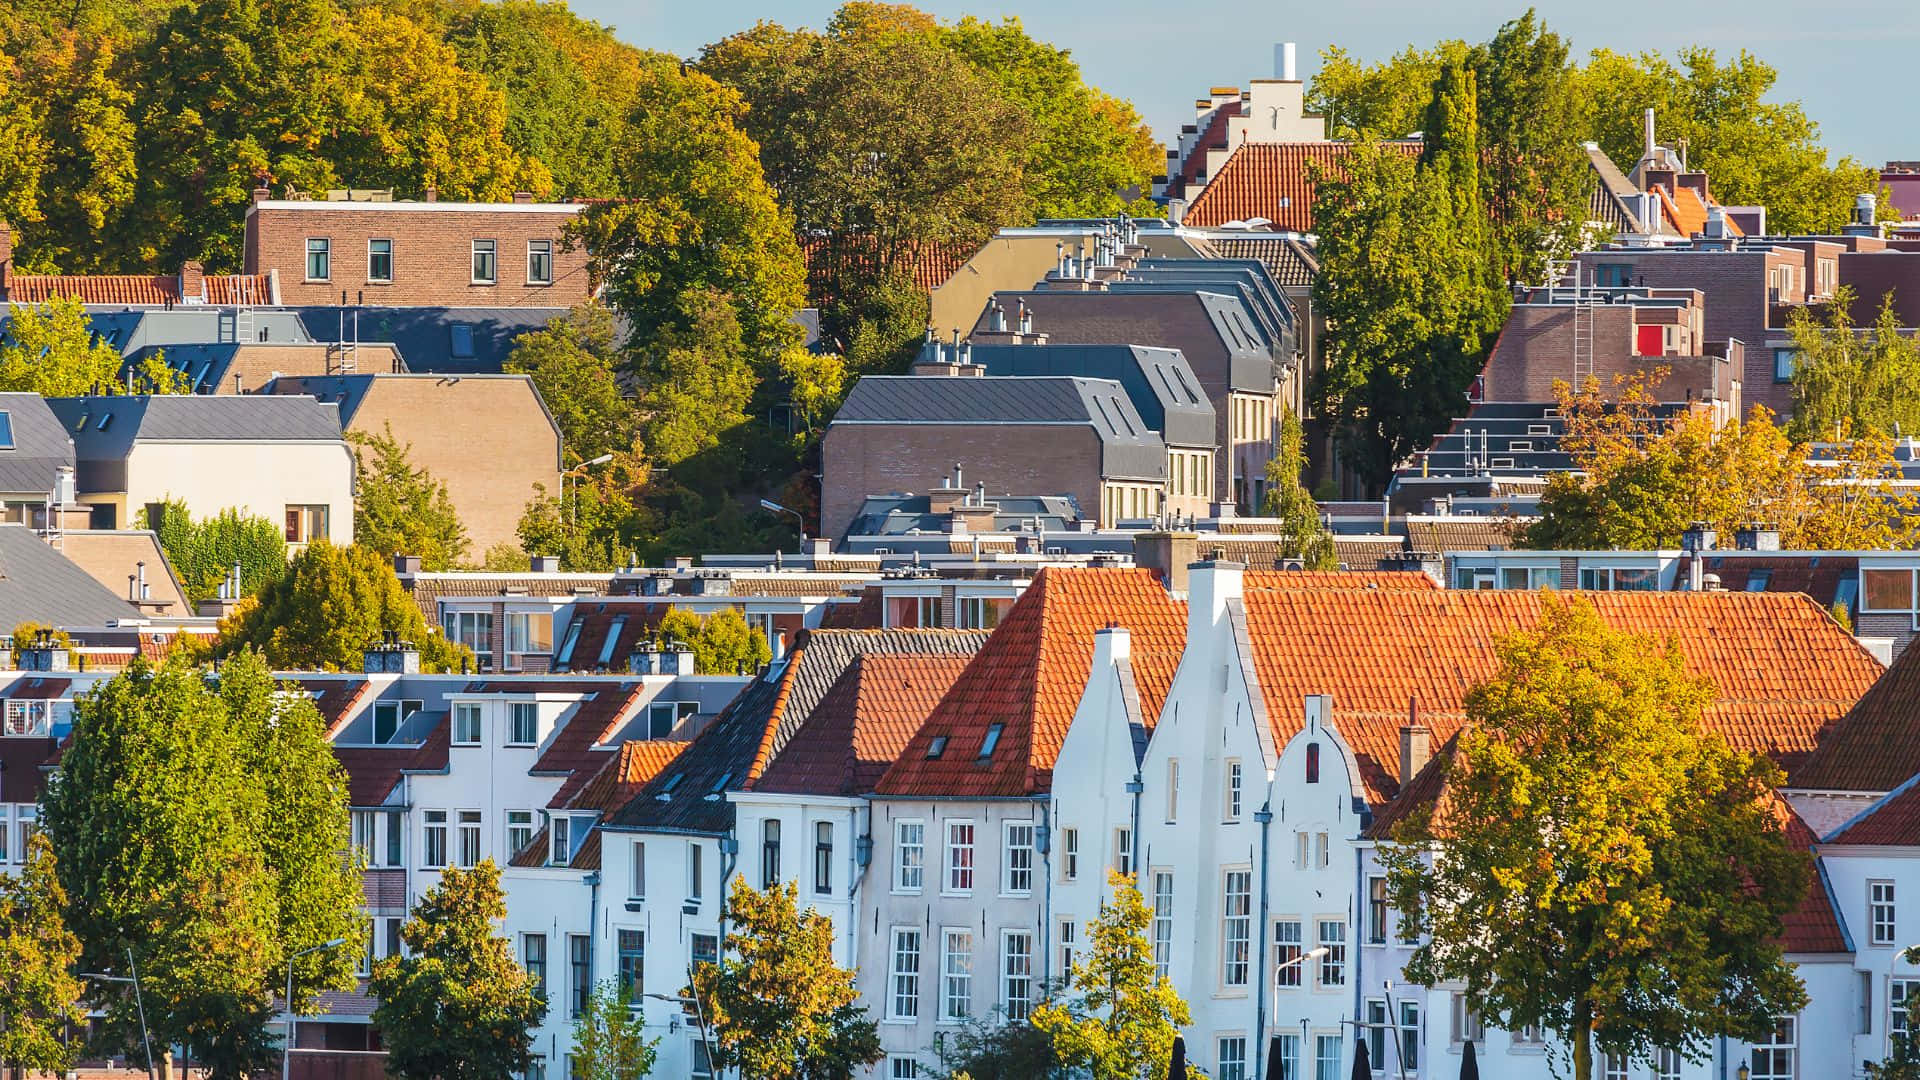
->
xmin=801 ymin=238 xmax=974 ymax=305
xmin=1166 ymin=100 xmax=1243 ymax=198
xmin=567 ymin=739 xmax=690 ymax=812
xmin=1657 ymin=185 xmax=1741 ymax=240
xmin=1775 ymin=796 xmax=1850 ymax=953
xmin=298 ymin=678 xmax=372 ymax=738
xmin=1791 ymin=630 xmax=1920 ymax=793
xmin=1182 ymin=141 xmax=1422 ymax=230
xmin=4 ymin=273 xmax=273 ymax=306
xmin=876 ymin=568 xmax=1188 ymax=799
xmin=1244 ymin=589 xmax=1882 ymax=808
xmin=330 ymin=713 xmax=450 ymax=807
xmin=489 ymin=679 xmax=647 ymax=809
xmin=755 ymin=652 xmax=975 ymax=796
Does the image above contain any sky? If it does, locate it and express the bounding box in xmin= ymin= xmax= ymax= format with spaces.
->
xmin=573 ymin=0 xmax=1920 ymax=168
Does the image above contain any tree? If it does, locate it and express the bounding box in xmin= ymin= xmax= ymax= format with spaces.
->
xmin=139 ymin=498 xmax=286 ymax=604
xmin=779 ymin=347 xmax=849 ymax=439
xmin=1262 ymin=406 xmax=1337 ymax=570
xmin=350 ymin=426 xmax=470 ymax=571
xmin=636 ymin=291 xmax=758 ymax=468
xmin=1872 ymin=950 xmax=1920 ymax=1079
xmin=40 ymin=651 xmax=361 ymax=1080
xmin=691 ymin=878 xmax=880 ymax=1080
xmin=0 ymin=833 xmax=84 ymax=1078
xmin=1032 ymin=871 xmax=1193 ymax=1080
xmin=933 ymin=1018 xmax=1063 ymax=1080
xmin=1524 ymin=374 xmax=1920 ymax=550
xmin=0 ymin=295 xmax=187 ymax=395
xmin=371 ymin=860 xmax=545 ymax=1080
xmin=215 ymin=541 xmax=472 ymax=672
xmin=655 ymin=607 xmax=774 ymax=676
xmin=570 ymin=981 xmax=658 ymax=1080
xmin=1379 ymin=595 xmax=1809 ymax=1080
xmin=1788 ymin=287 xmax=1920 ymax=441
xmin=503 ymin=301 xmax=637 ymax=465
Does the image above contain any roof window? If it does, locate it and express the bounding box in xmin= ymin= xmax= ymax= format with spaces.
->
xmin=978 ymin=722 xmax=1004 ymax=761
xmin=449 ymin=323 xmax=476 ymax=359
xmin=0 ymin=410 xmax=14 ymax=450
xmin=926 ymin=735 xmax=949 ymax=759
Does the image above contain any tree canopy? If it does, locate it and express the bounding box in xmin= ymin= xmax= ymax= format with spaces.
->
xmin=1380 ymin=595 xmax=1808 ymax=1080
xmin=503 ymin=300 xmax=637 ymax=466
xmin=569 ymin=981 xmax=658 ymax=1080
xmin=0 ymin=296 xmax=187 ymax=395
xmin=350 ymin=426 xmax=470 ymax=571
xmin=1787 ymin=287 xmax=1920 ymax=441
xmin=140 ymin=498 xmax=286 ymax=605
xmin=1032 ymin=871 xmax=1194 ymax=1080
xmin=214 ymin=540 xmax=472 ymax=671
xmin=654 ymin=607 xmax=774 ymax=676
xmin=1261 ymin=406 xmax=1338 ymax=570
xmin=0 ymin=833 xmax=85 ymax=1076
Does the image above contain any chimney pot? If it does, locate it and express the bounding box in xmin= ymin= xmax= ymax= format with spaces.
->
xmin=1399 ymin=707 xmax=1432 ymax=786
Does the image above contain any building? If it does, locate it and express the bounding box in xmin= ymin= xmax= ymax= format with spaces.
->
xmin=0 ymin=221 xmax=275 ymax=306
xmin=45 ymin=394 xmax=354 ymax=540
xmin=288 ymin=305 xmax=576 ymax=375
xmin=1155 ymin=44 xmax=1339 ymax=217
xmin=243 ymin=189 xmax=590 ymax=308
xmin=0 ymin=393 xmax=75 ymax=524
xmin=263 ymin=373 xmax=564 ymax=555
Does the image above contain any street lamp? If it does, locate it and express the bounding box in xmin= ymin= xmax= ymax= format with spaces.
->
xmin=644 ymin=989 xmax=718 ymax=1073
xmin=564 ymin=453 xmax=616 ymax=526
xmin=81 ymin=948 xmax=155 ymax=1080
xmin=757 ymin=499 xmax=807 ymax=554
xmin=282 ymin=937 xmax=349 ymax=1080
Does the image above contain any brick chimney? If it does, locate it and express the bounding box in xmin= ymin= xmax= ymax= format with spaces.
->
xmin=1133 ymin=531 xmax=1200 ymax=593
xmin=512 ymin=191 xmax=534 ymax=204
xmin=178 ymin=260 xmax=206 ymax=303
xmin=1399 ymin=696 xmax=1432 ymax=785
xmin=0 ymin=219 xmax=11 ymax=293
xmin=251 ymin=185 xmax=270 ymax=203
xmin=424 ymin=184 xmax=438 ymax=203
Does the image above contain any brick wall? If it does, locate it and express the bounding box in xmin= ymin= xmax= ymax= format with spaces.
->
xmin=822 ymin=423 xmax=1105 ymax=540
xmin=1584 ymin=251 xmax=1791 ymax=412
xmin=244 ymin=200 xmax=590 ymax=307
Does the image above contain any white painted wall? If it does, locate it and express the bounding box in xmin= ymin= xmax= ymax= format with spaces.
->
xmin=125 ymin=439 xmax=354 ymax=542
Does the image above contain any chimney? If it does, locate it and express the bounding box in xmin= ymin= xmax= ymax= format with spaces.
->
xmin=0 ymin=219 xmax=11 ymax=290
xmin=530 ymin=555 xmax=560 ymax=573
xmin=1399 ymin=697 xmax=1432 ymax=786
xmin=179 ymin=261 xmax=206 ymax=303
xmin=393 ymin=554 xmax=422 ymax=576
xmin=512 ymin=191 xmax=534 ymax=204
xmin=1134 ymin=531 xmax=1200 ymax=594
xmin=424 ymin=185 xmax=438 ymax=203
xmin=1643 ymin=107 xmax=1657 ymax=165
xmin=1844 ymin=193 xmax=1883 ymax=238
xmin=1733 ymin=522 xmax=1781 ymax=552
xmin=251 ymin=186 xmax=270 ymax=204
xmin=989 ymin=299 xmax=1006 ymax=332
xmin=363 ymin=630 xmax=421 ymax=675
xmin=929 ymin=464 xmax=968 ymax=514
xmin=1275 ymin=42 xmax=1298 ymax=81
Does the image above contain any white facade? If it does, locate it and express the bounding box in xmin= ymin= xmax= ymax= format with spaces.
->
xmin=119 ymin=438 xmax=354 ymax=543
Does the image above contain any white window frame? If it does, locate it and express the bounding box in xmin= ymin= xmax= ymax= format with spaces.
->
xmin=1221 ymin=867 xmax=1252 ymax=990
xmin=894 ymin=819 xmax=925 ymax=893
xmin=1224 ymin=758 xmax=1243 ymax=821
xmin=1367 ymin=875 xmax=1389 ymax=944
xmin=456 ymin=809 xmax=482 ymax=867
xmin=888 ymin=927 xmax=921 ymax=1021
xmin=1001 ymin=929 xmax=1034 ymax=1021
xmin=527 ymin=239 xmax=554 ymax=285
xmin=1449 ymin=993 xmax=1484 ymax=1044
xmin=1273 ymin=918 xmax=1304 ymax=989
xmin=1873 ymin=879 xmax=1898 ymax=946
xmin=630 ymin=840 xmax=646 ymax=899
xmin=1165 ymin=757 xmax=1179 ymax=823
xmin=550 ymin=815 xmax=571 ymax=867
xmin=944 ymin=819 xmax=975 ymax=895
xmin=422 ymin=809 xmax=448 ymax=868
xmin=940 ymin=928 xmax=972 ymax=1023
xmin=508 ymin=702 xmax=539 ymax=747
xmin=1315 ymin=919 xmax=1345 ymax=989
xmin=1112 ymin=826 xmax=1132 ymax=875
xmin=1061 ymin=826 xmax=1079 ymax=882
xmin=305 ymin=237 xmax=330 ymax=282
xmin=505 ymin=810 xmax=534 ymax=859
xmin=1749 ymin=1015 xmax=1796 ymax=1080
xmin=1002 ymin=820 xmax=1035 ymax=897
xmin=367 ymin=238 xmax=393 ymax=283
xmin=1151 ymin=870 xmax=1174 ymax=980
xmin=1216 ymin=1035 xmax=1248 ymax=1080
xmin=472 ymin=238 xmax=497 ymax=284
xmin=453 ymin=703 xmax=483 ymax=746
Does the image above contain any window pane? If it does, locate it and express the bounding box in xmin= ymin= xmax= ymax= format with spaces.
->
xmin=1865 ymin=569 xmax=1915 ymax=612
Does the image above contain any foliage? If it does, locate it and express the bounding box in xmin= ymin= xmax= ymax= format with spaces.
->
xmin=0 ymin=832 xmax=85 ymax=1075
xmin=1032 ymin=871 xmax=1194 ymax=1080
xmin=1261 ymin=407 xmax=1337 ymax=569
xmin=690 ymin=877 xmax=880 ymax=1080
xmin=371 ymin=860 xmax=545 ymax=1080
xmin=503 ymin=300 xmax=637 ymax=465
xmin=138 ymin=497 xmax=286 ymax=605
xmin=516 ymin=471 xmax=644 ymax=573
xmin=933 ymin=1017 xmax=1062 ymax=1080
xmin=570 ymin=980 xmax=658 ymax=1080
xmin=779 ymin=347 xmax=849 ymax=439
xmin=0 ymin=296 xmax=186 ymax=395
xmin=1379 ymin=595 xmax=1809 ymax=1080
xmin=476 ymin=542 xmax=531 ymax=572
xmin=349 ymin=425 xmax=470 ymax=571
xmin=655 ymin=607 xmax=774 ymax=676
xmin=40 ymin=652 xmax=361 ymax=1080
xmin=1523 ymin=374 xmax=1920 ymax=550
xmin=214 ymin=540 xmax=472 ymax=672
xmin=1787 ymin=287 xmax=1920 ymax=441
xmin=636 ymin=290 xmax=759 ymax=467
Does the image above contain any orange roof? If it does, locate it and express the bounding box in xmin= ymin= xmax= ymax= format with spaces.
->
xmin=756 ymin=652 xmax=975 ymax=796
xmin=6 ymin=273 xmax=273 ymax=306
xmin=1792 ymin=635 xmax=1920 ymax=793
xmin=568 ymin=739 xmax=690 ymax=811
xmin=1657 ymin=185 xmax=1741 ymax=240
xmin=801 ymin=238 xmax=974 ymax=304
xmin=1244 ymin=589 xmax=1882 ymax=808
xmin=1182 ymin=141 xmax=1422 ymax=230
xmin=876 ymin=568 xmax=1187 ymax=799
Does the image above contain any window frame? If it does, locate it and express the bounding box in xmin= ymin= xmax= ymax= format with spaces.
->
xmin=453 ymin=703 xmax=483 ymax=746
xmin=367 ymin=238 xmax=393 ymax=283
xmin=456 ymin=809 xmax=482 ymax=867
xmin=472 ymin=239 xmax=498 ymax=284
xmin=1220 ymin=867 xmax=1252 ymax=990
xmin=1367 ymin=875 xmax=1389 ymax=944
xmin=1315 ymin=919 xmax=1346 ymax=989
xmin=1151 ymin=870 xmax=1174 ymax=981
xmin=888 ymin=927 xmax=922 ymax=1021
xmin=616 ymin=928 xmax=644 ymax=998
xmin=813 ymin=821 xmax=833 ymax=896
xmin=507 ymin=702 xmax=539 ymax=747
xmin=1873 ymin=879 xmax=1898 ymax=946
xmin=1001 ymin=928 xmax=1034 ymax=1022
xmin=1224 ymin=758 xmax=1243 ymax=821
xmin=894 ymin=819 xmax=925 ymax=894
xmin=1273 ymin=918 xmax=1304 ymax=989
xmin=527 ymin=239 xmax=554 ymax=285
xmin=305 ymin=237 xmax=331 ymax=282
xmin=422 ymin=809 xmax=448 ymax=868
xmin=939 ymin=927 xmax=972 ymax=1024
xmin=944 ymin=819 xmax=975 ymax=895
xmin=1002 ymin=820 xmax=1035 ymax=897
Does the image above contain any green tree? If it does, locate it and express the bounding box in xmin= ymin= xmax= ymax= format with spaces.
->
xmin=0 ymin=832 xmax=85 ymax=1077
xmin=779 ymin=347 xmax=849 ymax=439
xmin=570 ymin=981 xmax=658 ymax=1080
xmin=1871 ymin=950 xmax=1920 ymax=1079
xmin=1787 ymin=287 xmax=1920 ymax=441
xmin=0 ymin=295 xmax=186 ymax=395
xmin=1379 ymin=596 xmax=1809 ymax=1080
xmin=1262 ymin=406 xmax=1337 ymax=570
xmin=371 ymin=860 xmax=545 ymax=1080
xmin=690 ymin=878 xmax=880 ymax=1080
xmin=139 ymin=498 xmax=287 ymax=605
xmin=1307 ymin=43 xmax=1446 ymax=140
xmin=1032 ymin=871 xmax=1194 ymax=1080
xmin=215 ymin=541 xmax=472 ymax=672
xmin=516 ymin=469 xmax=646 ymax=573
xmin=654 ymin=607 xmax=773 ymax=676
xmin=503 ymin=300 xmax=637 ymax=465
xmin=40 ymin=651 xmax=361 ymax=1080
xmin=637 ymin=291 xmax=758 ymax=467
xmin=350 ymin=426 xmax=470 ymax=571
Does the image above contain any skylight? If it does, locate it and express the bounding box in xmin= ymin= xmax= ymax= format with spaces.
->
xmin=0 ymin=411 xmax=15 ymax=450
xmin=978 ymin=723 xmax=1004 ymax=761
xmin=926 ymin=735 xmax=949 ymax=759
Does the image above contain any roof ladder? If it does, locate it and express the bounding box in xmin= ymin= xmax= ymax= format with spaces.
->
xmin=1569 ymin=261 xmax=1595 ymax=390
xmin=233 ymin=276 xmax=255 ymax=347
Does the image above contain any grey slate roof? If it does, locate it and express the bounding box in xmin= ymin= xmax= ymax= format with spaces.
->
xmin=0 ymin=394 xmax=74 ymax=497
xmin=75 ymin=308 xmax=318 ymax=357
xmin=1193 ymin=235 xmax=1320 ymax=288
xmin=46 ymin=395 xmax=345 ymax=462
xmin=288 ymin=306 xmax=575 ymax=375
xmin=963 ymin=343 xmax=1215 ymax=449
xmin=976 ymin=290 xmax=1277 ymax=396
xmin=846 ymin=492 xmax=1083 ymax=537
xmin=0 ymin=526 xmax=142 ymax=627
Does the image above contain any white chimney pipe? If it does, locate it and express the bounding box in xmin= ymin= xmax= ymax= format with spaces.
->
xmin=1643 ymin=108 xmax=1657 ymax=163
xmin=1276 ymin=42 xmax=1298 ymax=81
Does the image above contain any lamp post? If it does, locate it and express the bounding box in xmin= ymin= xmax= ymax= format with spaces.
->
xmin=564 ymin=453 xmax=615 ymax=526
xmin=757 ymin=499 xmax=807 ymax=554
xmin=644 ymin=987 xmax=718 ymax=1074
xmin=81 ymin=948 xmax=155 ymax=1080
xmin=1262 ymin=946 xmax=1331 ymax=1078
xmin=282 ymin=937 xmax=349 ymax=1080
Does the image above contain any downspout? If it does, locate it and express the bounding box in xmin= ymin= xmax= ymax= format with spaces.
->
xmin=1352 ymin=839 xmax=1364 ymax=1035
xmin=1252 ymin=799 xmax=1274 ymax=1080
xmin=718 ymin=831 xmax=739 ymax=953
xmin=847 ymin=804 xmax=862 ymax=974
xmin=585 ymin=867 xmax=600 ymax=995
xmin=1125 ymin=774 xmax=1144 ymax=876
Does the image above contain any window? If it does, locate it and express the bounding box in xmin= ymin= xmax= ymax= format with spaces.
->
xmin=551 ymin=816 xmax=571 ymax=866
xmin=1224 ymin=759 xmax=1243 ymax=820
xmin=3 ymin=699 xmax=45 ymax=737
xmin=1165 ymin=758 xmax=1179 ymax=822
xmin=1363 ymin=1001 xmax=1388 ymax=1070
xmin=895 ymin=820 xmax=925 ymax=892
xmin=472 ymin=239 xmax=497 ymax=283
xmin=305 ymin=238 xmax=330 ymax=281
xmin=284 ymin=504 xmax=329 ymax=544
xmin=1773 ymin=347 xmax=1798 ymax=382
xmin=1865 ymin=568 xmax=1918 ymax=613
xmin=1749 ymin=1015 xmax=1796 ymax=1080
xmin=956 ymin=596 xmax=1007 ymax=630
xmin=941 ymin=929 xmax=972 ymax=1022
xmin=457 ymin=811 xmax=482 ymax=867
xmin=691 ymin=933 xmax=718 ymax=978
xmin=500 ymin=702 xmax=537 ymax=746
xmin=1002 ymin=930 xmax=1033 ymax=1021
xmin=1316 ymin=920 xmax=1345 ymax=987
xmin=597 ymin=616 xmax=625 ymax=669
xmin=1367 ymin=876 xmax=1388 ymax=944
xmin=1057 ymin=919 xmax=1076 ymax=985
xmin=12 ymin=809 xmax=32 ymax=860
xmin=1221 ymin=869 xmax=1252 ymax=988
xmin=1272 ymin=1035 xmax=1301 ymax=1080
xmin=1274 ymin=919 xmax=1303 ymax=988
xmin=617 ymin=929 xmax=644 ymax=996
xmin=443 ymin=611 xmax=495 ymax=668
xmin=887 ymin=595 xmax=939 ymax=628
xmin=761 ymin=819 xmax=782 ymax=888
xmin=1603 ymin=1053 xmax=1629 ymax=1080
xmin=1874 ymin=880 xmax=1898 ymax=945
xmin=945 ymin=821 xmax=975 ymax=893
xmin=1003 ymin=822 xmax=1035 ymax=895
xmin=1511 ymin=1023 xmax=1544 ymax=1046
xmin=1296 ymin=832 xmax=1310 ymax=868
xmin=889 ymin=1058 xmax=917 ymax=1080
xmin=629 ymin=840 xmax=646 ymax=898
xmin=423 ymin=810 xmax=448 ymax=867
xmin=1113 ymin=827 xmax=1132 ymax=875
xmin=567 ymin=935 xmax=591 ymax=1017
xmin=1151 ymin=871 xmax=1174 ymax=979
xmin=385 ymin=809 xmax=403 ymax=866
xmin=1314 ymin=1035 xmax=1341 ymax=1080
xmin=528 ymin=240 xmax=554 ymax=285
xmin=1398 ymin=1000 xmax=1421 ymax=1071
xmin=506 ymin=612 xmax=553 ymax=664
xmin=813 ymin=821 xmax=833 ymax=895
xmin=1655 ymin=1047 xmax=1683 ymax=1080
xmin=890 ymin=928 xmax=922 ymax=1019
xmin=1315 ymin=832 xmax=1328 ymax=869
xmin=367 ymin=239 xmax=393 ymax=282
xmin=522 ymin=934 xmax=547 ymax=999
xmin=1217 ymin=1036 xmax=1247 ymax=1080
xmin=1061 ymin=827 xmax=1079 ymax=881
xmin=1305 ymin=742 xmax=1319 ymax=783
xmin=978 ymin=723 xmax=1003 ymax=761
xmin=1896 ymin=979 xmax=1920 ymax=1042
xmin=690 ymin=1040 xmax=713 ymax=1080
xmin=1579 ymin=566 xmax=1659 ymax=591
xmin=450 ymin=322 xmax=477 ymax=359
xmin=688 ymin=843 xmax=704 ymax=900
xmin=454 ymin=704 xmax=483 ymax=746
xmin=527 ymin=1060 xmax=547 ymax=1080
xmin=372 ymin=699 xmax=421 ymax=745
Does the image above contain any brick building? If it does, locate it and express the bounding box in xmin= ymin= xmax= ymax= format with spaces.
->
xmin=242 ymin=189 xmax=590 ymax=308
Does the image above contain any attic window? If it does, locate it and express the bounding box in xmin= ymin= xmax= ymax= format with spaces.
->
xmin=708 ymin=771 xmax=732 ymax=795
xmin=95 ymin=413 xmax=112 ymax=431
xmin=449 ymin=323 xmax=476 ymax=359
xmin=0 ymin=411 xmax=14 ymax=449
xmin=926 ymin=735 xmax=949 ymax=759
xmin=70 ymin=412 xmax=88 ymax=433
xmin=978 ymin=723 xmax=1004 ymax=761
xmin=658 ymin=772 xmax=684 ymax=797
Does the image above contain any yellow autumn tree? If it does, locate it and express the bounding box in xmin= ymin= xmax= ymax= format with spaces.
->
xmin=1032 ymin=871 xmax=1194 ymax=1080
